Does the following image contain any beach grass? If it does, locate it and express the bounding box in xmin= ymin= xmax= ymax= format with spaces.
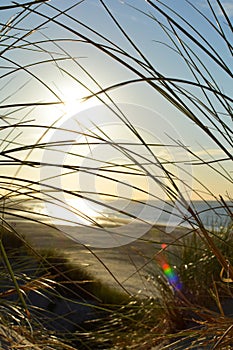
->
xmin=177 ymin=223 xmax=233 ymax=307
xmin=0 ymin=219 xmax=232 ymax=348
xmin=0 ymin=0 xmax=232 ymax=349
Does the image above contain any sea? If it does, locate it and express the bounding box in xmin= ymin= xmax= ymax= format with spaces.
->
xmin=2 ymin=198 xmax=232 ymax=231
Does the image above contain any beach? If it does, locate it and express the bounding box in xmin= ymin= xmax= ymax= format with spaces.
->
xmin=11 ymin=219 xmax=188 ymax=296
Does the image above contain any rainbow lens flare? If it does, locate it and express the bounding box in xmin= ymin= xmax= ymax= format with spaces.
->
xmin=161 ymin=262 xmax=180 ymax=287
xmin=157 ymin=244 xmax=182 ymax=290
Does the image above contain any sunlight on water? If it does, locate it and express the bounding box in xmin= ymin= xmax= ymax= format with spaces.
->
xmin=41 ymin=198 xmax=100 ymax=226
xmin=67 ymin=198 xmax=100 ymax=225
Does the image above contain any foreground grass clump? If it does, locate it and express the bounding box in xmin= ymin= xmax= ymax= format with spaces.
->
xmin=0 ymin=227 xmax=76 ymax=349
xmin=75 ymin=298 xmax=170 ymax=350
xmin=178 ymin=224 xmax=233 ymax=309
xmin=150 ymin=224 xmax=233 ymax=349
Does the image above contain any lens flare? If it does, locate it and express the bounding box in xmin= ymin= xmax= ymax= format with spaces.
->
xmin=157 ymin=244 xmax=182 ymax=290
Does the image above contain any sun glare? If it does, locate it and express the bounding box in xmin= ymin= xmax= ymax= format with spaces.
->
xmin=42 ymin=197 xmax=100 ymax=226
xmin=61 ymin=88 xmax=83 ymax=116
xmin=66 ymin=198 xmax=100 ymax=225
xmin=60 ymin=86 xmax=98 ymax=117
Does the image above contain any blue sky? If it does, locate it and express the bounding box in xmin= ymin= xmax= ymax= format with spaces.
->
xmin=0 ymin=0 xmax=232 ymax=205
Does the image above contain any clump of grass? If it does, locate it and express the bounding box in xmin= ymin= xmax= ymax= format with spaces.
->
xmin=177 ymin=223 xmax=233 ymax=309
xmin=143 ymin=223 xmax=233 ymax=348
xmin=0 ymin=227 xmax=76 ymax=348
xmin=75 ymin=297 xmax=173 ymax=350
xmin=0 ymin=322 xmax=78 ymax=350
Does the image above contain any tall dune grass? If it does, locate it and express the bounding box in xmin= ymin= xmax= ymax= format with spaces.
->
xmin=0 ymin=0 xmax=232 ymax=348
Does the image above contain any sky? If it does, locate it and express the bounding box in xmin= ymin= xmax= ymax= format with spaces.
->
xmin=0 ymin=0 xmax=232 ymax=218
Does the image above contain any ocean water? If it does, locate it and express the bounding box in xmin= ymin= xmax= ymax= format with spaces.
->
xmin=3 ymin=198 xmax=232 ymax=230
xmin=100 ymin=199 xmax=232 ymax=230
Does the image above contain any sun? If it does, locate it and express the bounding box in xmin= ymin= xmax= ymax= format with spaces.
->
xmin=61 ymin=87 xmax=83 ymax=116
xmin=60 ymin=86 xmax=98 ymax=117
